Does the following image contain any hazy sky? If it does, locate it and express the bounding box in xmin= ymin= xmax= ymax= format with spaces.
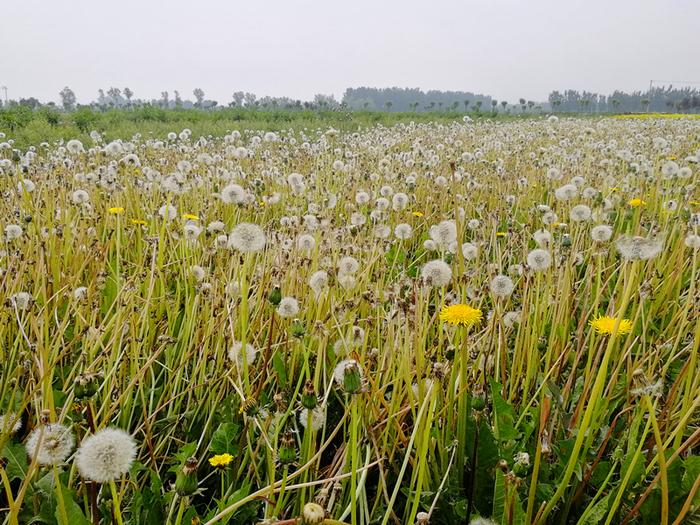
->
xmin=2 ymin=0 xmax=698 ymax=105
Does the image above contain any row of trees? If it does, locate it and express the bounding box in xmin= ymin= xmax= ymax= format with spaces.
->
xmin=2 ymin=86 xmax=699 ymax=114
xmin=342 ymin=87 xmax=496 ymax=112
xmin=549 ymin=86 xmax=700 ymax=113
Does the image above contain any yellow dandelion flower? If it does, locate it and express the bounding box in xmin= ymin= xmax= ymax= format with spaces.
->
xmin=208 ymin=453 xmax=234 ymax=468
xmin=589 ymin=315 xmax=633 ymax=336
xmin=108 ymin=207 xmax=125 ymax=215
xmin=628 ymin=198 xmax=646 ymax=207
xmin=610 ymin=187 xmax=620 ymax=193
xmin=496 ymin=232 xmax=507 ymax=238
xmin=689 ymin=201 xmax=700 ymax=206
xmin=412 ymin=211 xmax=424 ymax=217
xmin=439 ymin=304 xmax=483 ymax=327
xmin=130 ymin=219 xmax=147 ymax=226
xmin=182 ymin=213 xmax=199 ymax=221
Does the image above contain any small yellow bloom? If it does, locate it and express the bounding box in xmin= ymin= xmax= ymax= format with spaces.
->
xmin=412 ymin=211 xmax=424 ymax=217
xmin=439 ymin=304 xmax=483 ymax=327
xmin=182 ymin=213 xmax=199 ymax=221
xmin=668 ymin=156 xmax=677 ymax=160
xmin=590 ymin=315 xmax=633 ymax=336
xmin=496 ymin=232 xmax=507 ymax=238
xmin=628 ymin=198 xmax=646 ymax=207
xmin=208 ymin=453 xmax=234 ymax=468
xmin=610 ymin=187 xmax=620 ymax=193
xmin=131 ymin=219 xmax=147 ymax=226
xmin=260 ymin=201 xmax=267 ymax=207
xmin=108 ymin=207 xmax=125 ymax=215
xmin=690 ymin=201 xmax=700 ymax=206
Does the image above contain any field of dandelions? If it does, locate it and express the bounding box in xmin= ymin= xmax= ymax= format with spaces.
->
xmin=0 ymin=116 xmax=699 ymax=525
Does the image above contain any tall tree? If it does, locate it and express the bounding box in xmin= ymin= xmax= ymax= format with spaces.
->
xmin=193 ymin=88 xmax=205 ymax=108
xmin=59 ymin=86 xmax=77 ymax=110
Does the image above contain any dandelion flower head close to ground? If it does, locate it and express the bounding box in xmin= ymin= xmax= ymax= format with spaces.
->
xmin=439 ymin=304 xmax=483 ymax=327
xmin=590 ymin=315 xmax=633 ymax=335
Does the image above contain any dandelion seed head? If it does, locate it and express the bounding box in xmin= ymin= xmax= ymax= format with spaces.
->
xmin=277 ymin=296 xmax=300 ymax=318
xmin=26 ymin=424 xmax=75 ymax=466
xmin=526 ymin=249 xmax=552 ymax=271
xmin=421 ymin=259 xmax=452 ymax=287
xmin=228 ymin=223 xmax=266 ymax=253
xmin=75 ymin=428 xmax=137 ymax=483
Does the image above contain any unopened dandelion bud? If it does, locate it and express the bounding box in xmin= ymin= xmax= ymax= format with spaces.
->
xmin=341 ymin=361 xmax=362 ymax=394
xmin=301 ymin=502 xmax=325 ymax=525
xmin=74 ymin=372 xmax=100 ymax=399
xmin=290 ymin=318 xmax=306 ymax=338
xmin=278 ymin=431 xmax=297 ymax=465
xmin=301 ymin=380 xmax=318 ymax=410
xmin=175 ymin=457 xmax=199 ymax=496
xmin=471 ymin=384 xmax=486 ymax=411
xmin=497 ymin=459 xmax=509 ymax=472
xmin=40 ymin=409 xmax=51 ymax=425
xmin=268 ymin=285 xmax=282 ymax=306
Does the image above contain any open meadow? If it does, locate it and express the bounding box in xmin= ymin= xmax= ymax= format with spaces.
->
xmin=1 ymin=114 xmax=699 ymax=525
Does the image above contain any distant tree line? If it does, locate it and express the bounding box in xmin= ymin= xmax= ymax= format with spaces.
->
xmin=1 ymin=85 xmax=699 ymax=114
xmin=548 ymin=86 xmax=700 ymax=113
xmin=342 ymin=87 xmax=494 ymax=112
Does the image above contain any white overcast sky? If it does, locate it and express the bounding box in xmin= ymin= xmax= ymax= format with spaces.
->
xmin=1 ymin=0 xmax=698 ymax=105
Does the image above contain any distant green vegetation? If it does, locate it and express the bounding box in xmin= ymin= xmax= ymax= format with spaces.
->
xmin=0 ymin=106 xmax=533 ymax=150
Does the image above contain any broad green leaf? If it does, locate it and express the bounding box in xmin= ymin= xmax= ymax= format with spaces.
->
xmin=581 ymin=494 xmax=610 ymax=525
xmin=209 ymin=422 xmax=241 ymax=455
xmin=490 ymin=380 xmax=519 ymax=442
xmin=2 ymin=441 xmax=28 ymax=481
xmin=272 ymin=350 xmax=287 ymax=387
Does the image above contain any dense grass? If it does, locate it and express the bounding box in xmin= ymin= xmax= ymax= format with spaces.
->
xmin=0 ymin=106 xmax=539 ymax=151
xmin=0 ymin=117 xmax=699 ymax=525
